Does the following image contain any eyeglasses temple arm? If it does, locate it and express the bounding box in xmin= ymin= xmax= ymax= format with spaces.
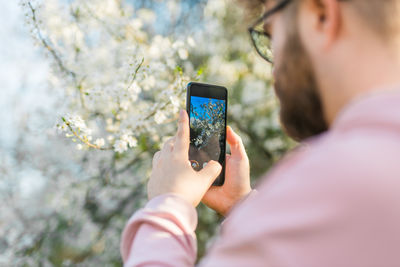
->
xmin=248 ymin=0 xmax=292 ymax=30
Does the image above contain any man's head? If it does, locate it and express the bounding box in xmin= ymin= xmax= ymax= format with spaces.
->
xmin=243 ymin=0 xmax=400 ymax=141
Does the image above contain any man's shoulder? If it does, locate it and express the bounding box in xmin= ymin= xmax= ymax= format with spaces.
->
xmin=254 ymin=129 xmax=400 ymax=201
xmin=274 ymin=128 xmax=400 ymax=176
xmin=216 ymin=130 xmax=400 ymax=267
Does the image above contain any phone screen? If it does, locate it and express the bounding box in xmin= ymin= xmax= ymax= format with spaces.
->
xmin=187 ymin=83 xmax=227 ymax=186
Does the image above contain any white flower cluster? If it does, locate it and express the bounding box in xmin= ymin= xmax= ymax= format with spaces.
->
xmin=113 ymin=133 xmax=138 ymax=153
xmin=22 ymin=0 xmax=197 ymax=153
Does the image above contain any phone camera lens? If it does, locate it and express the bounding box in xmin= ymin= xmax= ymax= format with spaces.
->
xmin=190 ymin=160 xmax=201 ymax=171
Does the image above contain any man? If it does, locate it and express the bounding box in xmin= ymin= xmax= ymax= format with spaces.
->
xmin=121 ymin=0 xmax=400 ymax=266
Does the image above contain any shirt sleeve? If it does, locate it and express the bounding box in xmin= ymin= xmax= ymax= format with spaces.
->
xmin=120 ymin=188 xmax=259 ymax=267
xmin=120 ymin=193 xmax=198 ymax=267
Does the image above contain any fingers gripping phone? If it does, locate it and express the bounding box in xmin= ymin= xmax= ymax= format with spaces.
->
xmin=186 ymin=82 xmax=227 ymax=186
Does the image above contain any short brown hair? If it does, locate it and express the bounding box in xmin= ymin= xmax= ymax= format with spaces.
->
xmin=236 ymin=0 xmax=267 ymax=19
xmin=238 ymin=0 xmax=400 ymax=40
xmin=349 ymin=0 xmax=400 ymax=40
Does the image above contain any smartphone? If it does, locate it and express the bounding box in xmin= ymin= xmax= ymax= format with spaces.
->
xmin=186 ymin=82 xmax=228 ymax=186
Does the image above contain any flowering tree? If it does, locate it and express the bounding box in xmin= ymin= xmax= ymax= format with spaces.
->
xmin=190 ymin=99 xmax=225 ymax=149
xmin=22 ymin=0 xmax=196 ymax=153
xmin=0 ymin=0 xmax=295 ymax=265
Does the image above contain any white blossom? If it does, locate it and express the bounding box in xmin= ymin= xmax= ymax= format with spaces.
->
xmin=169 ymin=95 xmax=180 ymax=107
xmin=154 ymin=110 xmax=167 ymax=124
xmin=121 ymin=134 xmax=138 ymax=148
xmin=113 ymin=140 xmax=128 ymax=153
xmin=128 ymin=81 xmax=142 ymax=95
xmin=178 ymin=48 xmax=189 ymax=60
xmin=94 ymin=138 xmax=105 ymax=147
xmin=127 ymin=137 xmax=138 ymax=147
xmin=187 ymin=36 xmax=195 ymax=47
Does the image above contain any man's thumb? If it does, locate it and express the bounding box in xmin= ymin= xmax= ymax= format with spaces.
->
xmin=200 ymin=160 xmax=222 ymax=182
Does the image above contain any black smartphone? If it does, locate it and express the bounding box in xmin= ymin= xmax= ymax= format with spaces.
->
xmin=186 ymin=82 xmax=228 ymax=186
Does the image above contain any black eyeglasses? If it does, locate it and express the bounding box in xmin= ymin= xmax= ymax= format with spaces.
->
xmin=248 ymin=0 xmax=350 ymax=64
xmin=248 ymin=0 xmax=292 ymax=64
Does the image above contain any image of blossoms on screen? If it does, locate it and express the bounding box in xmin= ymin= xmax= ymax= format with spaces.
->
xmin=189 ymin=96 xmax=225 ymax=151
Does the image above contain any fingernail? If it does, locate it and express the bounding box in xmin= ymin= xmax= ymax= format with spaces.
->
xmin=180 ymin=109 xmax=185 ymax=117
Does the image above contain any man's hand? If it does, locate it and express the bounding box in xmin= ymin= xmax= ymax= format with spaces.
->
xmin=147 ymin=109 xmax=223 ymax=207
xmin=201 ymin=126 xmax=252 ymax=217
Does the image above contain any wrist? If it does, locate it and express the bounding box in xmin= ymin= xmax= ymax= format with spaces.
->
xmin=146 ymin=193 xmax=198 ymax=230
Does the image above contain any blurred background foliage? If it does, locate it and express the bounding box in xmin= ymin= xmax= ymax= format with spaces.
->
xmin=0 ymin=0 xmax=296 ymax=265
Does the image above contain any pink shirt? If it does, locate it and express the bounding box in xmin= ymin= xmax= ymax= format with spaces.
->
xmin=121 ymin=88 xmax=400 ymax=266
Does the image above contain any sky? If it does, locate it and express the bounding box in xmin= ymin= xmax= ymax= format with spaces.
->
xmin=190 ymin=96 xmax=225 ymax=121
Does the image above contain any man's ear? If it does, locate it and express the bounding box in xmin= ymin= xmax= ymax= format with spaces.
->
xmin=305 ymin=0 xmax=342 ymax=49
